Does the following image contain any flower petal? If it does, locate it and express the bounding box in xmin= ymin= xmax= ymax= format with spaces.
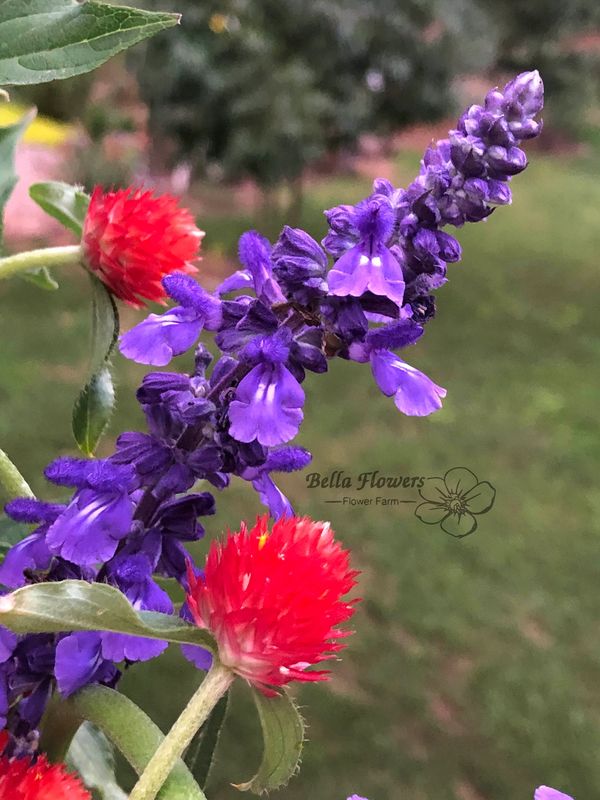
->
xmin=119 ymin=307 xmax=202 ymax=366
xmin=534 ymin=788 xmax=574 ymax=800
xmin=229 ymin=363 xmax=305 ymax=447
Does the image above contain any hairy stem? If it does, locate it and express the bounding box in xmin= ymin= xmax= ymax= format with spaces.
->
xmin=0 ymin=448 xmax=34 ymax=502
xmin=70 ymin=684 xmax=206 ymax=800
xmin=129 ymin=662 xmax=234 ymax=800
xmin=0 ymin=245 xmax=82 ymax=280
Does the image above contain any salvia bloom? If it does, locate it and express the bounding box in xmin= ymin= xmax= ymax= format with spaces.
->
xmin=0 ymin=752 xmax=90 ymax=800
xmin=186 ymin=516 xmax=358 ymax=692
xmin=82 ymin=187 xmax=204 ymax=307
xmin=0 ymin=71 xmax=542 ymax=745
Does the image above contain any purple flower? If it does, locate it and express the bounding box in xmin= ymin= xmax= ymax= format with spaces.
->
xmin=46 ymin=461 xmax=135 ymax=565
xmin=229 ymin=362 xmax=305 ymax=446
xmin=370 ymin=349 xmax=446 ymax=416
xmin=534 ymin=788 xmax=574 ymax=800
xmin=101 ymin=553 xmax=173 ymax=662
xmin=238 ymin=231 xmax=286 ymax=305
xmin=0 ymin=71 xmax=544 ymax=747
xmin=327 ymin=197 xmax=405 ymax=305
xmin=120 ymin=274 xmax=222 ymax=366
xmin=241 ymin=446 xmax=311 ymax=518
xmin=55 ymin=631 xmax=119 ymax=697
xmin=0 ymin=499 xmax=64 ymax=588
xmin=272 ymin=225 xmax=328 ymax=304
xmin=216 ymin=269 xmax=253 ymax=296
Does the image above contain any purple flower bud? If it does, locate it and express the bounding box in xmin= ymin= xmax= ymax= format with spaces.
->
xmin=487 ymin=145 xmax=528 ymax=176
xmin=238 ymin=231 xmax=286 ymax=305
xmin=504 ymin=70 xmax=544 ymax=117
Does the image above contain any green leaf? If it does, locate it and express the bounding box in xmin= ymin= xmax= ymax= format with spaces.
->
xmin=0 ymin=447 xmax=34 ymax=504
xmin=0 ymin=1 xmax=179 ymax=87
xmin=29 ymin=181 xmax=90 ymax=236
xmin=0 ymin=109 xmax=35 ymax=249
xmin=73 ymin=364 xmax=115 ymax=456
xmin=67 ymin=722 xmax=128 ymax=800
xmin=0 ymin=579 xmax=217 ymax=652
xmin=234 ymin=688 xmax=305 ymax=795
xmin=186 ymin=692 xmax=230 ymax=790
xmin=22 ymin=265 xmax=59 ymax=291
xmin=71 ymin=685 xmax=207 ymax=800
xmin=72 ymin=276 xmax=119 ymax=455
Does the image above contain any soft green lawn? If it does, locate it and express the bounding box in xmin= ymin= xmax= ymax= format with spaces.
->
xmin=1 ymin=153 xmax=600 ymax=800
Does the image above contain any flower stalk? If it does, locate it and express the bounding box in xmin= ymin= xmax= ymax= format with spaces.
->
xmin=129 ymin=661 xmax=234 ymax=800
xmin=0 ymin=245 xmax=81 ymax=280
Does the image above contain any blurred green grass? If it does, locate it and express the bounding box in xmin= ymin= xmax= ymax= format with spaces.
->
xmin=1 ymin=153 xmax=600 ymax=799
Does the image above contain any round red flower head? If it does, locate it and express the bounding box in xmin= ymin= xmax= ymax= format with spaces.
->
xmin=186 ymin=515 xmax=359 ymax=692
xmin=0 ymin=753 xmax=90 ymax=800
xmin=82 ymin=187 xmax=204 ymax=307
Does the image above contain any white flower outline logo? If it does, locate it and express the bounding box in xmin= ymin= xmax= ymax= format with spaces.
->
xmin=415 ymin=467 xmax=496 ymax=538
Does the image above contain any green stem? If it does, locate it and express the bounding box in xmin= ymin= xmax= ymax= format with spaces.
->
xmin=129 ymin=662 xmax=234 ymax=800
xmin=69 ymin=685 xmax=206 ymax=800
xmin=0 ymin=448 xmax=34 ymax=501
xmin=0 ymin=245 xmax=81 ymax=280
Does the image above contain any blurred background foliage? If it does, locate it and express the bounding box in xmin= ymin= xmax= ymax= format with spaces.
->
xmin=3 ymin=2 xmax=600 ymax=799
xmin=9 ymin=0 xmax=600 ymax=194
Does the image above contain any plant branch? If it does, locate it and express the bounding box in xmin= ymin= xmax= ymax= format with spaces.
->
xmin=129 ymin=661 xmax=234 ymax=800
xmin=0 ymin=245 xmax=81 ymax=280
xmin=69 ymin=684 xmax=206 ymax=800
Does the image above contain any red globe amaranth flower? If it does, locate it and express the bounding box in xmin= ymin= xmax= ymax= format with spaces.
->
xmin=186 ymin=515 xmax=359 ymax=692
xmin=82 ymin=187 xmax=204 ymax=307
xmin=0 ymin=753 xmax=90 ymax=800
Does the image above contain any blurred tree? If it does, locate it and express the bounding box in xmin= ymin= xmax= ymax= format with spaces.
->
xmin=479 ymin=0 xmax=600 ymax=139
xmin=134 ymin=0 xmax=493 ymax=193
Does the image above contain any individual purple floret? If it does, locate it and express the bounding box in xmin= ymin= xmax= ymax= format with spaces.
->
xmin=0 ymin=71 xmax=543 ymax=748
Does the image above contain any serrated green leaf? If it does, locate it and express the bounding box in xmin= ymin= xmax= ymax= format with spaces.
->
xmin=73 ymin=364 xmax=115 ymax=456
xmin=29 ymin=181 xmax=90 ymax=236
xmin=73 ymin=275 xmax=119 ymax=455
xmin=234 ymin=688 xmax=304 ymax=795
xmin=0 ymin=579 xmax=217 ymax=652
xmin=22 ymin=265 xmax=59 ymax=290
xmin=0 ymin=1 xmax=179 ymax=87
xmin=0 ymin=109 xmax=35 ymax=249
xmin=67 ymin=722 xmax=128 ymax=800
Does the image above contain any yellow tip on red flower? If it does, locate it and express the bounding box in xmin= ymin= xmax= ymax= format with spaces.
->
xmin=0 ymin=752 xmax=90 ymax=800
xmin=186 ymin=515 xmax=359 ymax=692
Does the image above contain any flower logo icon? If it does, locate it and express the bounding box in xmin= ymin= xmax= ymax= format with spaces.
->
xmin=415 ymin=467 xmax=496 ymax=537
